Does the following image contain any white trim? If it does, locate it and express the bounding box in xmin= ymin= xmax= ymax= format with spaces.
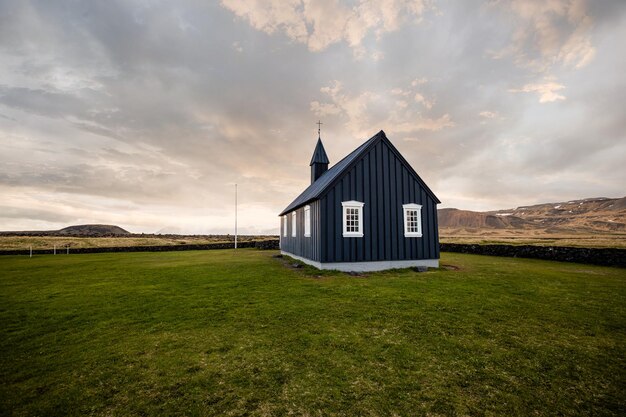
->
xmin=281 ymin=251 xmax=438 ymax=272
xmin=341 ymin=200 xmax=365 ymax=208
xmin=282 ymin=216 xmax=287 ymax=237
xmin=403 ymin=203 xmax=422 ymax=237
xmin=291 ymin=211 xmax=297 ymax=237
xmin=304 ymin=205 xmax=311 ymax=237
xmin=341 ymin=200 xmax=364 ymax=238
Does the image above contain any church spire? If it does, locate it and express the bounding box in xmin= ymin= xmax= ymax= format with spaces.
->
xmin=310 ymin=135 xmax=329 ymax=183
xmin=310 ymin=137 xmax=329 ymax=165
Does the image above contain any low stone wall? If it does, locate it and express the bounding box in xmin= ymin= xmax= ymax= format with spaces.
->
xmin=440 ymin=243 xmax=626 ymax=268
xmin=254 ymin=239 xmax=280 ymax=250
xmin=4 ymin=239 xmax=621 ymax=267
xmin=0 ymin=240 xmax=280 ymax=256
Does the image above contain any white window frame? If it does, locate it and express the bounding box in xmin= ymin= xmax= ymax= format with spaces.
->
xmin=291 ymin=211 xmax=297 ymax=237
xmin=282 ymin=216 xmax=287 ymax=237
xmin=304 ymin=205 xmax=311 ymax=237
xmin=342 ymin=201 xmax=364 ymax=238
xmin=403 ymin=203 xmax=422 ymax=237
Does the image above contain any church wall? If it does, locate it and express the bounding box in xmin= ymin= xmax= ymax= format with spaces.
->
xmin=279 ymin=200 xmax=321 ymax=262
xmin=319 ymin=139 xmax=440 ymax=263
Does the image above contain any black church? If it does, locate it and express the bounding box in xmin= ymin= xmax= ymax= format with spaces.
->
xmin=279 ymin=130 xmax=440 ymax=272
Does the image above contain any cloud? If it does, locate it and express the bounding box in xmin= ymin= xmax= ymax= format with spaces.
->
xmin=489 ymin=0 xmax=596 ymax=72
xmin=508 ymin=79 xmax=566 ymax=103
xmin=0 ymin=204 xmax=76 ymax=224
xmin=392 ymin=114 xmax=454 ymax=133
xmin=311 ymin=80 xmax=453 ymax=137
xmin=479 ymin=111 xmax=498 ymax=119
xmin=413 ymin=92 xmax=433 ymax=109
xmin=370 ymin=50 xmax=385 ymax=61
xmin=220 ymin=0 xmax=429 ymax=53
xmin=0 ymin=0 xmax=624 ymax=232
xmin=310 ymin=101 xmax=342 ymax=116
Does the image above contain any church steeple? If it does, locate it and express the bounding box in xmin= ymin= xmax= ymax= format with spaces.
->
xmin=310 ymin=137 xmax=329 ymax=184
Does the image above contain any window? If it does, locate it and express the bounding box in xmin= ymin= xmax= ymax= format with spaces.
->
xmin=291 ymin=211 xmax=297 ymax=237
xmin=403 ymin=203 xmax=422 ymax=237
xmin=342 ymin=201 xmax=364 ymax=237
xmin=304 ymin=205 xmax=311 ymax=237
xmin=282 ymin=216 xmax=287 ymax=237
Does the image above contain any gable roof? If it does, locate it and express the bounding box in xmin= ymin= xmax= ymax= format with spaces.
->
xmin=310 ymin=138 xmax=329 ymax=165
xmin=279 ymin=130 xmax=440 ymax=216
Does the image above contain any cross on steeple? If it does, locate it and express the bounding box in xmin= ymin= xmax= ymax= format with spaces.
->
xmin=316 ymin=120 xmax=323 ymax=139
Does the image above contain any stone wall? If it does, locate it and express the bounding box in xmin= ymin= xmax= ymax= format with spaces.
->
xmin=3 ymin=239 xmax=621 ymax=268
xmin=440 ymin=243 xmax=625 ymax=268
xmin=254 ymin=239 xmax=280 ymax=250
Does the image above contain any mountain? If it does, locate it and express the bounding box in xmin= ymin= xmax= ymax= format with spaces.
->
xmin=439 ymin=197 xmax=626 ymax=234
xmin=437 ymin=208 xmax=531 ymax=229
xmin=0 ymin=224 xmax=130 ymax=237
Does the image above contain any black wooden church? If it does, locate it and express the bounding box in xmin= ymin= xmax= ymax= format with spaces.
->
xmin=279 ymin=130 xmax=440 ymax=272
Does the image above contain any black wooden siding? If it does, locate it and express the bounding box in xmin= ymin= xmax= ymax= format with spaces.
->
xmin=319 ymin=139 xmax=440 ymax=263
xmin=279 ymin=200 xmax=321 ymax=261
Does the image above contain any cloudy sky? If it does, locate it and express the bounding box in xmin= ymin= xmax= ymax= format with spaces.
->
xmin=0 ymin=0 xmax=624 ymax=234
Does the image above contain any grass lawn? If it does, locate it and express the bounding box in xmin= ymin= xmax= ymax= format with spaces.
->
xmin=0 ymin=250 xmax=624 ymax=416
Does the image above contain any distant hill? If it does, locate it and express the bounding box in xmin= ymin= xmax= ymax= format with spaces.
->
xmin=0 ymin=224 xmax=130 ymax=237
xmin=56 ymin=225 xmax=130 ymax=236
xmin=437 ymin=208 xmax=530 ymax=229
xmin=439 ymin=197 xmax=626 ymax=234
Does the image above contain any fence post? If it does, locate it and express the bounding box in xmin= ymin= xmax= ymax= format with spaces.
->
xmin=54 ymin=245 xmax=56 ymax=255
xmin=30 ymin=246 xmax=32 ymax=258
xmin=67 ymin=246 xmax=69 ymax=255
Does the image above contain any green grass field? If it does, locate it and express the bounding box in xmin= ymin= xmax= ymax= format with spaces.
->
xmin=1 ymin=250 xmax=624 ymax=416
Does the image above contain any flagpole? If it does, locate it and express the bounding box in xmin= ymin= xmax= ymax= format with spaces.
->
xmin=235 ymin=183 xmax=238 ymax=249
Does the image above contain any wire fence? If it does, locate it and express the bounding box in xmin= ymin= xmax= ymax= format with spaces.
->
xmin=1 ymin=240 xmax=280 ymax=257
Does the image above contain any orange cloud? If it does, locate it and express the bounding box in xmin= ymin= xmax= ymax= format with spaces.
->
xmin=489 ymin=0 xmax=595 ymax=72
xmin=508 ymin=79 xmax=566 ymax=103
xmin=221 ymin=0 xmax=429 ymax=54
xmin=311 ymin=79 xmax=454 ymax=137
